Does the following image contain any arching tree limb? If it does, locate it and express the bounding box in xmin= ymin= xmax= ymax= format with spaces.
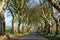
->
xmin=47 ymin=0 xmax=60 ymax=12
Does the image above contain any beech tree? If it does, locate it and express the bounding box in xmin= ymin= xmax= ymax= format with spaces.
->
xmin=0 ymin=0 xmax=9 ymax=35
xmin=7 ymin=0 xmax=28 ymax=33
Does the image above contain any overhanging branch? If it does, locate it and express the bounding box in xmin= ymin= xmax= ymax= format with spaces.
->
xmin=47 ymin=0 xmax=60 ymax=12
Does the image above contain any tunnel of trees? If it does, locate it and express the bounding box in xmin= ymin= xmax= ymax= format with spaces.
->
xmin=0 ymin=0 xmax=60 ymax=36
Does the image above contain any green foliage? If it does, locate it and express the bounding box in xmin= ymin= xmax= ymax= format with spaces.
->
xmin=0 ymin=0 xmax=2 ymax=2
xmin=38 ymin=32 xmax=60 ymax=40
xmin=45 ymin=20 xmax=49 ymax=27
xmin=5 ymin=26 xmax=12 ymax=33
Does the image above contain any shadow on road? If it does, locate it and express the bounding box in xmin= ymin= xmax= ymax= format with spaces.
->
xmin=8 ymin=32 xmax=50 ymax=40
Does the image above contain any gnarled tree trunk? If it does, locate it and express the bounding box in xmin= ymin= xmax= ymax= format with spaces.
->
xmin=0 ymin=14 xmax=5 ymax=34
xmin=12 ymin=15 xmax=18 ymax=33
xmin=0 ymin=10 xmax=5 ymax=35
xmin=0 ymin=0 xmax=8 ymax=35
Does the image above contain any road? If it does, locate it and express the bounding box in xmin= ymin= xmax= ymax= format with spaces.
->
xmin=8 ymin=32 xmax=50 ymax=40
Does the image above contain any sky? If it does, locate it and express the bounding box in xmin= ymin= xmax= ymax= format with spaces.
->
xmin=4 ymin=10 xmax=12 ymax=26
xmin=27 ymin=0 xmax=43 ymax=8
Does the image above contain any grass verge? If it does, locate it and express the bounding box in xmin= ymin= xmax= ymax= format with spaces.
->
xmin=37 ymin=32 xmax=60 ymax=40
xmin=0 ymin=26 xmax=32 ymax=40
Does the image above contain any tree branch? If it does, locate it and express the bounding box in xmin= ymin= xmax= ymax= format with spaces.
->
xmin=47 ymin=0 xmax=60 ymax=12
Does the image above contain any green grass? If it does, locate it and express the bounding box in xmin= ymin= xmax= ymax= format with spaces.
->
xmin=0 ymin=26 xmax=32 ymax=40
xmin=38 ymin=32 xmax=60 ymax=40
xmin=5 ymin=26 xmax=12 ymax=33
xmin=5 ymin=26 xmax=12 ymax=30
xmin=0 ymin=32 xmax=31 ymax=40
xmin=8 ymin=32 xmax=32 ymax=38
xmin=5 ymin=26 xmax=32 ymax=38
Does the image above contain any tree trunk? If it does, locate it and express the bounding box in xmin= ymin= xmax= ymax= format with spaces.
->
xmin=55 ymin=21 xmax=59 ymax=34
xmin=18 ymin=16 xmax=24 ymax=33
xmin=51 ymin=14 xmax=59 ymax=34
xmin=18 ymin=16 xmax=21 ymax=33
xmin=0 ymin=14 xmax=5 ymax=35
xmin=12 ymin=16 xmax=18 ymax=33
xmin=0 ymin=7 xmax=6 ymax=35
xmin=2 ymin=16 xmax=5 ymax=34
xmin=48 ymin=24 xmax=50 ymax=33
xmin=0 ymin=0 xmax=8 ymax=35
xmin=0 ymin=16 xmax=2 ymax=34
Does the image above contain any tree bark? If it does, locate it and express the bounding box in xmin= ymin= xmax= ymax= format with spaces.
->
xmin=0 ymin=14 xmax=5 ymax=35
xmin=51 ymin=14 xmax=59 ymax=34
xmin=12 ymin=16 xmax=18 ymax=33
xmin=2 ymin=16 xmax=5 ymax=34
xmin=17 ymin=11 xmax=21 ymax=33
xmin=0 ymin=0 xmax=9 ymax=35
xmin=47 ymin=0 xmax=60 ymax=12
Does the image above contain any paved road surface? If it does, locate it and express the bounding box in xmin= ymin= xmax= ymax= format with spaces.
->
xmin=8 ymin=32 xmax=50 ymax=40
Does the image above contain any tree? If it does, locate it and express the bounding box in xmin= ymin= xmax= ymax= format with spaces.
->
xmin=7 ymin=0 xmax=28 ymax=33
xmin=0 ymin=0 xmax=9 ymax=35
xmin=47 ymin=0 xmax=60 ymax=34
xmin=47 ymin=0 xmax=60 ymax=12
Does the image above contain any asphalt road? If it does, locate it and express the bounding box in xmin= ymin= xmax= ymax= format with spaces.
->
xmin=8 ymin=32 xmax=49 ymax=40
